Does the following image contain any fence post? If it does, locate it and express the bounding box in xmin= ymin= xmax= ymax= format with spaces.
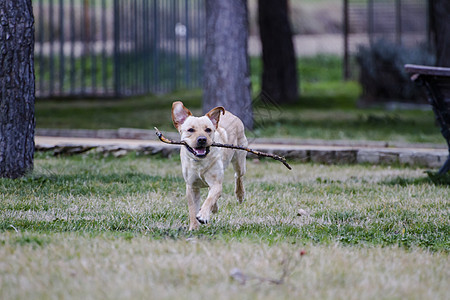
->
xmin=101 ymin=0 xmax=107 ymax=94
xmin=69 ymin=0 xmax=75 ymax=95
xmin=37 ymin=0 xmax=44 ymax=97
xmin=59 ymin=0 xmax=65 ymax=95
xmin=49 ymin=0 xmax=55 ymax=96
xmin=368 ymin=0 xmax=374 ymax=45
xmin=185 ymin=0 xmax=190 ymax=88
xmin=113 ymin=0 xmax=121 ymax=97
xmin=343 ymin=0 xmax=349 ymax=80
xmin=153 ymin=0 xmax=159 ymax=92
xmin=91 ymin=0 xmax=97 ymax=94
xmin=396 ymin=0 xmax=402 ymax=45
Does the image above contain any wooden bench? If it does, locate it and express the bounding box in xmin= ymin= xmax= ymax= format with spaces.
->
xmin=404 ymin=64 xmax=450 ymax=174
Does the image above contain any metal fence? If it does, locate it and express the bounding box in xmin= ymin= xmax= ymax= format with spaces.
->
xmin=343 ymin=0 xmax=430 ymax=79
xmin=34 ymin=0 xmax=205 ymax=99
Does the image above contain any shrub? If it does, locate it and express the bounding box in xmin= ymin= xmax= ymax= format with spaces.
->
xmin=356 ymin=39 xmax=435 ymax=105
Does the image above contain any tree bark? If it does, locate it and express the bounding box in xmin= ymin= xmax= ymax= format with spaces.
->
xmin=258 ymin=0 xmax=299 ymax=104
xmin=429 ymin=0 xmax=450 ymax=67
xmin=203 ymin=0 xmax=253 ymax=129
xmin=0 ymin=0 xmax=35 ymax=178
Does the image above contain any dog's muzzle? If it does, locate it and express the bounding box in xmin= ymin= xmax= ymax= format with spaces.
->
xmin=185 ymin=136 xmax=210 ymax=158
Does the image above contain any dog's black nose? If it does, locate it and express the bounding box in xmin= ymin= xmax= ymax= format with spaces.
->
xmin=197 ymin=136 xmax=207 ymax=146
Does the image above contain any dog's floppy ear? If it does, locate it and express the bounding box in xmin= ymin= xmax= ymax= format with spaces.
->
xmin=172 ymin=101 xmax=192 ymax=130
xmin=206 ymin=106 xmax=225 ymax=128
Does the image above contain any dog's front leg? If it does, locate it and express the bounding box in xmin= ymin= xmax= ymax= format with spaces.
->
xmin=186 ymin=185 xmax=201 ymax=230
xmin=196 ymin=183 xmax=222 ymax=224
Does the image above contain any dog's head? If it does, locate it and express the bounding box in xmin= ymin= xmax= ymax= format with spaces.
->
xmin=172 ymin=101 xmax=225 ymax=158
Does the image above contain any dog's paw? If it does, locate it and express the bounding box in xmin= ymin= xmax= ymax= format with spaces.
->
xmin=196 ymin=215 xmax=208 ymax=224
xmin=189 ymin=222 xmax=200 ymax=231
xmin=196 ymin=210 xmax=210 ymax=224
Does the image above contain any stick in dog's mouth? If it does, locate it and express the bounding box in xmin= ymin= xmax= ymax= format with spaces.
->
xmin=154 ymin=127 xmax=292 ymax=170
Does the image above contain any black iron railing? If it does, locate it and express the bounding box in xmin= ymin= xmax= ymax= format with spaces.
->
xmin=34 ymin=0 xmax=205 ymax=99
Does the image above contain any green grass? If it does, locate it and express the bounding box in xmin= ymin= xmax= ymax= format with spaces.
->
xmin=35 ymin=89 xmax=202 ymax=131
xmin=1 ymin=153 xmax=449 ymax=298
xmin=2 ymin=153 xmax=448 ymax=250
xmin=36 ymin=90 xmax=440 ymax=144
xmin=36 ymin=55 xmax=444 ymax=144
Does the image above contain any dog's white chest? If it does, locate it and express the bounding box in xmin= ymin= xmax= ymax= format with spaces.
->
xmin=181 ymin=147 xmax=224 ymax=187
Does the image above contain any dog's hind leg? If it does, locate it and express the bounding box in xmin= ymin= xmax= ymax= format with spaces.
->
xmin=232 ymin=151 xmax=246 ymax=203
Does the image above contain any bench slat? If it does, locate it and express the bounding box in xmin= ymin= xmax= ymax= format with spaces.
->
xmin=405 ymin=64 xmax=450 ymax=77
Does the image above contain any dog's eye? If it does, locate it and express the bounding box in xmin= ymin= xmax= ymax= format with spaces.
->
xmin=205 ymin=128 xmax=212 ymax=133
xmin=187 ymin=128 xmax=195 ymax=133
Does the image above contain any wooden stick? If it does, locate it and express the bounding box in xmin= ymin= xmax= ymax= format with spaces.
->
xmin=154 ymin=127 xmax=292 ymax=170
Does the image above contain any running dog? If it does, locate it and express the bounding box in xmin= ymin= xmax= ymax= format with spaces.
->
xmin=171 ymin=101 xmax=247 ymax=230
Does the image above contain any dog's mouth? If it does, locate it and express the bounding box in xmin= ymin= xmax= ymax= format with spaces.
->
xmin=186 ymin=145 xmax=210 ymax=158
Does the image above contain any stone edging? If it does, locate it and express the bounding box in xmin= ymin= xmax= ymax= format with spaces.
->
xmin=35 ymin=136 xmax=448 ymax=169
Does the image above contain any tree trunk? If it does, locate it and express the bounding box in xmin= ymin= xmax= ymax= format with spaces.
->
xmin=0 ymin=0 xmax=35 ymax=179
xmin=258 ymin=0 xmax=299 ymax=104
xmin=429 ymin=0 xmax=450 ymax=67
xmin=203 ymin=0 xmax=253 ymax=129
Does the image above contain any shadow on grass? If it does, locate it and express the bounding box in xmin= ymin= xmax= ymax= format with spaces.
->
xmin=1 ymin=172 xmax=184 ymax=198
xmin=2 ymin=214 xmax=447 ymax=252
xmin=381 ymin=172 xmax=450 ymax=186
xmin=425 ymin=171 xmax=450 ymax=185
xmin=187 ymin=222 xmax=447 ymax=252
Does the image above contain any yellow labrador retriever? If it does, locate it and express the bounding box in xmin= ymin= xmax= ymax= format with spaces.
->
xmin=171 ymin=101 xmax=247 ymax=230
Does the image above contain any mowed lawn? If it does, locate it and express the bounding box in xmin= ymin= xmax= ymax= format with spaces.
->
xmin=1 ymin=153 xmax=448 ymax=299
xmin=5 ymin=54 xmax=449 ymax=298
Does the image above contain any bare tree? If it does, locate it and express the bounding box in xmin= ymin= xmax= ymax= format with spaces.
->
xmin=258 ymin=0 xmax=298 ymax=104
xmin=429 ymin=0 xmax=450 ymax=67
xmin=0 ymin=0 xmax=35 ymax=178
xmin=203 ymin=0 xmax=253 ymax=129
